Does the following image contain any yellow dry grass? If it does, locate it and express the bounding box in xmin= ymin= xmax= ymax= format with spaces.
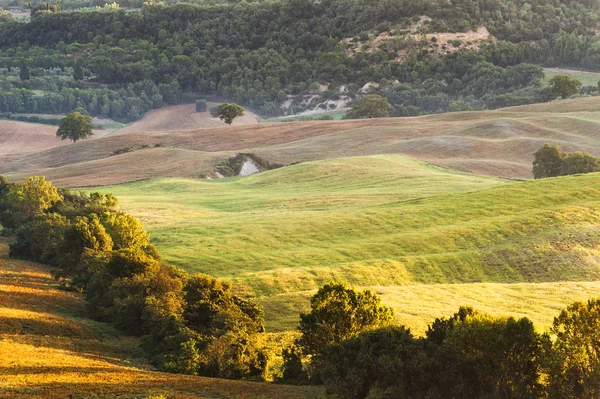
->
xmin=0 ymin=239 xmax=320 ymax=399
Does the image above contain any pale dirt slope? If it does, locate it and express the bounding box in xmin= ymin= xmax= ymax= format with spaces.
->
xmin=118 ymin=103 xmax=259 ymax=134
xmin=0 ymin=119 xmax=110 ymax=156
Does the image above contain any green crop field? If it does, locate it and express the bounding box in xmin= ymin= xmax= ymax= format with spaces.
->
xmin=95 ymin=155 xmax=600 ymax=333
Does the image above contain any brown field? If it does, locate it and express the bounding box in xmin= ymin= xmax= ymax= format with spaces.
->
xmin=1 ymin=97 xmax=600 ymax=186
xmin=118 ymin=103 xmax=260 ymax=134
xmin=0 ymin=239 xmax=320 ymax=399
xmin=0 ymin=119 xmax=109 ymax=156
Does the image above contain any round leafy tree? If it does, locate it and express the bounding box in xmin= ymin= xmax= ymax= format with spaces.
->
xmin=216 ymin=103 xmax=245 ymax=125
xmin=344 ymin=94 xmax=391 ymax=119
xmin=297 ymin=282 xmax=394 ymax=358
xmin=56 ymin=112 xmax=94 ymax=143
xmin=548 ymin=75 xmax=582 ymax=99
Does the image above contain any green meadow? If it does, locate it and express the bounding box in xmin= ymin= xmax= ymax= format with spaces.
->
xmin=543 ymin=68 xmax=600 ymax=87
xmin=97 ymin=155 xmax=600 ymax=332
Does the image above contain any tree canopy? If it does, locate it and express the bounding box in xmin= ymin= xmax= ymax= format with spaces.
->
xmin=216 ymin=103 xmax=245 ymax=125
xmin=344 ymin=94 xmax=392 ymax=119
xmin=56 ymin=112 xmax=94 ymax=143
xmin=548 ymin=75 xmax=582 ymax=99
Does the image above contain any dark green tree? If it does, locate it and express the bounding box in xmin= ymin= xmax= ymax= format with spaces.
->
xmin=532 ymin=144 xmax=565 ymax=179
xmin=73 ymin=63 xmax=84 ymax=81
xmin=344 ymin=94 xmax=392 ymax=119
xmin=56 ymin=112 xmax=94 ymax=143
xmin=560 ymin=152 xmax=600 ymax=176
xmin=297 ymin=283 xmax=394 ymax=359
xmin=216 ymin=103 xmax=245 ymax=125
xmin=19 ymin=61 xmax=30 ymax=81
xmin=196 ymin=99 xmax=207 ymax=112
xmin=319 ymin=326 xmax=425 ymax=399
xmin=548 ymin=75 xmax=582 ymax=99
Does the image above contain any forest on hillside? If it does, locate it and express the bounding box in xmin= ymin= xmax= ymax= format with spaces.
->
xmin=0 ymin=0 xmax=599 ymax=120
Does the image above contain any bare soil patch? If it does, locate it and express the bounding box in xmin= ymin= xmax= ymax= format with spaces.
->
xmin=118 ymin=103 xmax=260 ymax=134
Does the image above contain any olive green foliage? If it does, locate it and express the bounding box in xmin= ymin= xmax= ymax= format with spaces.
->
xmin=0 ymin=10 xmax=12 ymax=23
xmin=0 ymin=0 xmax=588 ymax=120
xmin=548 ymin=299 xmax=600 ymax=398
xmin=297 ymin=283 xmax=394 ymax=359
xmin=344 ymin=94 xmax=391 ymax=119
xmin=5 ymin=176 xmax=62 ymax=225
xmin=0 ymin=175 xmax=269 ymax=381
xmin=216 ymin=103 xmax=245 ymax=125
xmin=548 ymin=75 xmax=582 ymax=99
xmin=533 ymin=144 xmax=565 ymax=179
xmin=57 ymin=112 xmax=94 ymax=143
xmin=560 ymin=151 xmax=600 ymax=176
xmin=533 ymin=144 xmax=600 ymax=178
xmin=318 ymin=307 xmax=547 ymax=399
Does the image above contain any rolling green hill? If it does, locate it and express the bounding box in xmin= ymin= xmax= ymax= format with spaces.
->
xmin=96 ymin=155 xmax=600 ymax=332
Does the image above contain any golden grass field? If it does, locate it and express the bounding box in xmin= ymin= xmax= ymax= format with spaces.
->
xmin=2 ymin=97 xmax=600 ymax=186
xmin=0 ymin=239 xmax=320 ymax=398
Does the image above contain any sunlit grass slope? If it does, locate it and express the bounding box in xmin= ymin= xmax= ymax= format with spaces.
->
xmin=95 ymin=155 xmax=600 ymax=332
xmin=101 ymin=155 xmax=507 ymax=290
xmin=0 ymin=239 xmax=320 ymax=398
xmin=257 ymin=281 xmax=600 ymax=333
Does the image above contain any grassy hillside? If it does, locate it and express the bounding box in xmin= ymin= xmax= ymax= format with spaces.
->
xmin=0 ymin=238 xmax=320 ymax=398
xmin=95 ymin=155 xmax=600 ymax=331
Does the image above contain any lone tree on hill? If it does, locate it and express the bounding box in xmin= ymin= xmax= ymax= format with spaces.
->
xmin=56 ymin=112 xmax=94 ymax=143
xmin=548 ymin=75 xmax=582 ymax=99
xmin=216 ymin=103 xmax=245 ymax=125
xmin=532 ymin=144 xmax=565 ymax=179
xmin=344 ymin=94 xmax=391 ymax=119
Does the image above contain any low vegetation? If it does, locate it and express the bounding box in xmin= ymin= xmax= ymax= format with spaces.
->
xmin=0 ymin=238 xmax=320 ymax=398
xmin=533 ymin=144 xmax=600 ymax=179
xmin=0 ymin=176 xmax=272 ymax=380
xmin=216 ymin=153 xmax=283 ymax=177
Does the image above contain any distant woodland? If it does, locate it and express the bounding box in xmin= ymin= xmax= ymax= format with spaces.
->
xmin=0 ymin=0 xmax=599 ymax=120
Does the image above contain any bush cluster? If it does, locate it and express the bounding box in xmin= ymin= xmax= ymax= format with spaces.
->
xmin=283 ymin=283 xmax=600 ymax=399
xmin=533 ymin=144 xmax=600 ymax=179
xmin=0 ymin=175 xmax=270 ymax=380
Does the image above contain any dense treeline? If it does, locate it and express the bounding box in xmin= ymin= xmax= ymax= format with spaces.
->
xmin=283 ymin=283 xmax=600 ymax=398
xmin=0 ymin=0 xmax=600 ymax=119
xmin=0 ymin=176 xmax=271 ymax=379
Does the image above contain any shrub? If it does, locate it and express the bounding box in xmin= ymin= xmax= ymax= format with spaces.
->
xmin=195 ymin=99 xmax=207 ymax=112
